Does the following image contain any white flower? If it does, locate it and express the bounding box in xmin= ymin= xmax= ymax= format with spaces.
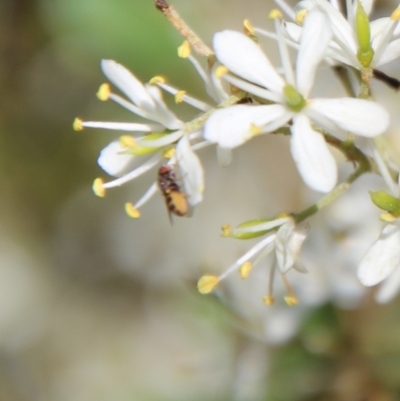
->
xmin=198 ymin=217 xmax=307 ymax=306
xmin=204 ymin=9 xmax=389 ymax=193
xmin=74 ymin=59 xmax=206 ymax=216
xmin=283 ymin=0 xmax=400 ymax=70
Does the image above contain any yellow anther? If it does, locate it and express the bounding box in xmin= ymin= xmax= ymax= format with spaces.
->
xmin=295 ymin=9 xmax=308 ymax=25
xmin=162 ymin=147 xmax=176 ymax=159
xmin=197 ymin=275 xmax=219 ymax=294
xmin=263 ymin=295 xmax=275 ymax=306
xmin=149 ymin=76 xmax=166 ymax=85
xmin=178 ymin=40 xmax=191 ymax=58
xmin=391 ymin=7 xmax=400 ymax=20
xmin=97 ymin=84 xmax=110 ymax=101
xmin=73 ymin=118 xmax=83 ymax=131
xmin=268 ymin=9 xmax=283 ymax=20
xmin=243 ymin=19 xmax=255 ymax=36
xmin=214 ymin=65 xmax=229 ymax=78
xmin=239 ymin=262 xmax=252 ymax=279
xmin=221 ymin=224 xmax=231 ymax=237
xmin=125 ymin=202 xmax=141 ymax=218
xmin=284 ymin=296 xmax=299 ymax=306
xmin=380 ymin=212 xmax=397 ymax=223
xmin=119 ymin=135 xmax=136 ymax=148
xmin=93 ymin=178 xmax=106 ymax=197
xmin=250 ymin=124 xmax=262 ymax=136
xmin=175 ymin=90 xmax=186 ymax=103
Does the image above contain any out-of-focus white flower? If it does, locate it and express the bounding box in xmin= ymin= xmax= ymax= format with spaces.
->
xmin=195 ymin=211 xmax=355 ymax=345
xmin=204 ymin=9 xmax=389 ymax=193
xmin=74 ymin=59 xmax=206 ymax=217
xmin=198 ymin=217 xmax=307 ymax=307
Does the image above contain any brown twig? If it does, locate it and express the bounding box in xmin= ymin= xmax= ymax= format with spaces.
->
xmin=154 ymin=0 xmax=214 ymax=58
xmin=373 ymin=68 xmax=400 ymax=90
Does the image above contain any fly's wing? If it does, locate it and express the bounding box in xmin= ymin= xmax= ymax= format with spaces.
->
xmin=166 ymin=207 xmax=174 ymax=225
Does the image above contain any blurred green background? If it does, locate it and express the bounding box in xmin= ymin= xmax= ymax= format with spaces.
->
xmin=2 ymin=0 xmax=400 ymax=400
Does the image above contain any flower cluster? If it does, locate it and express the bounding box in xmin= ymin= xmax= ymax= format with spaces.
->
xmin=75 ymin=0 xmax=400 ymax=307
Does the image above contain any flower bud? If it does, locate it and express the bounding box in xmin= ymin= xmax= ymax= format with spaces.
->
xmin=369 ymin=191 xmax=400 ymax=217
xmin=355 ymin=0 xmax=374 ymax=67
xmin=229 ymin=219 xmax=273 ymax=239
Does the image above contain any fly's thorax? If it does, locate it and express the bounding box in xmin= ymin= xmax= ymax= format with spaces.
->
xmin=158 ymin=165 xmax=180 ymax=193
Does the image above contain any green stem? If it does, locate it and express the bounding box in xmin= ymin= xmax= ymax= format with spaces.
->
xmin=359 ymin=69 xmax=373 ymax=98
xmin=359 ymin=79 xmax=370 ymax=98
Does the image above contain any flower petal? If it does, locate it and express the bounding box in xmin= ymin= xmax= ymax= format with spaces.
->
xmin=375 ymin=37 xmax=400 ymax=67
xmin=316 ymin=0 xmax=357 ymax=52
xmin=204 ymin=104 xmax=290 ymax=148
xmin=98 ymin=140 xmax=136 ymax=177
xmin=315 ymin=0 xmax=359 ymax=66
xmin=213 ymin=30 xmax=285 ymax=92
xmin=275 ymin=219 xmax=306 ymax=273
xmin=176 ymin=135 xmax=204 ymax=207
xmin=358 ymin=224 xmax=400 ymax=286
xmin=372 ymin=18 xmax=399 ymax=66
xmin=308 ymin=98 xmax=389 ymax=137
xmin=101 ymin=60 xmax=155 ymax=109
xmin=370 ymin=17 xmax=390 ymax=40
xmin=296 ymin=9 xmax=332 ymax=97
xmin=375 ymin=262 xmax=400 ymax=303
xmin=291 ymin=115 xmax=337 ymax=192
xmin=282 ymin=21 xmax=302 ymax=42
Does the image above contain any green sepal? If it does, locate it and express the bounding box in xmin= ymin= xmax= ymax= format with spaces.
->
xmin=369 ymin=191 xmax=400 ymax=217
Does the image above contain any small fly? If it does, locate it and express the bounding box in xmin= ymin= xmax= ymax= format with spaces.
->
xmin=157 ymin=165 xmax=188 ymax=222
